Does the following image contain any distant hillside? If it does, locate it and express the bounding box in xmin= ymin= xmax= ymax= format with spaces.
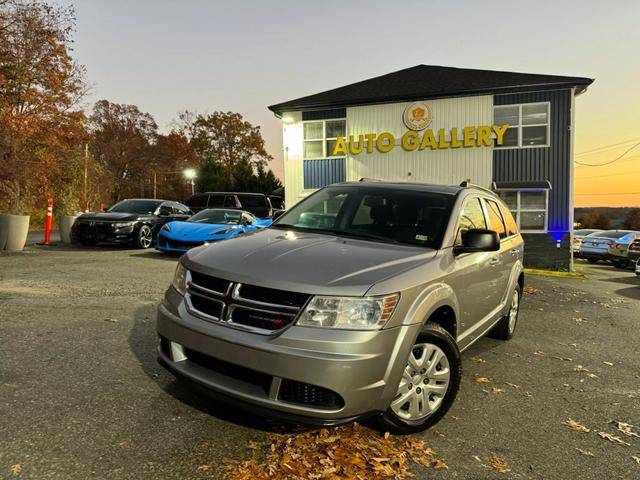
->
xmin=574 ymin=207 xmax=632 ymax=228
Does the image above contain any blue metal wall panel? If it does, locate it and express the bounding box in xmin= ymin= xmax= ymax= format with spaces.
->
xmin=303 ymin=158 xmax=346 ymax=189
xmin=302 ymin=109 xmax=347 ymax=121
xmin=493 ymin=89 xmax=572 ymax=231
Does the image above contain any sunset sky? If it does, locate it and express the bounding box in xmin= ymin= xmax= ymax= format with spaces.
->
xmin=63 ymin=0 xmax=640 ymax=207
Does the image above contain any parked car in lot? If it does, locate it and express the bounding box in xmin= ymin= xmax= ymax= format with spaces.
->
xmin=184 ymin=192 xmax=273 ymax=218
xmin=627 ymin=239 xmax=640 ymax=264
xmin=579 ymin=230 xmax=637 ymax=264
xmin=607 ymin=231 xmax=640 ymax=268
xmin=572 ymin=229 xmax=603 ymax=257
xmin=157 ymin=181 xmax=525 ymax=433
xmin=72 ymin=199 xmax=191 ymax=248
xmin=156 ymin=208 xmax=271 ymax=254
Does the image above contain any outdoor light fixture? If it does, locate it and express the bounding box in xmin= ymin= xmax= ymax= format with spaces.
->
xmin=183 ymin=168 xmax=197 ymax=180
xmin=281 ymin=116 xmax=294 ymax=124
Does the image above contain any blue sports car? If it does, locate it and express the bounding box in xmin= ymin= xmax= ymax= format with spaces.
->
xmin=156 ymin=208 xmax=272 ymax=253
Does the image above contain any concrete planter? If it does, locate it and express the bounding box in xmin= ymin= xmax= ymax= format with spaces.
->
xmin=4 ymin=214 xmax=30 ymax=252
xmin=0 ymin=213 xmax=8 ymax=250
xmin=59 ymin=215 xmax=78 ymax=244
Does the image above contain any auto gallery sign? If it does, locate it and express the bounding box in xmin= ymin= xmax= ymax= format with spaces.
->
xmin=331 ymin=101 xmax=509 ymax=156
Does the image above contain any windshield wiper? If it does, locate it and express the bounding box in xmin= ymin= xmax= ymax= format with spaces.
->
xmin=335 ymin=230 xmax=399 ymax=244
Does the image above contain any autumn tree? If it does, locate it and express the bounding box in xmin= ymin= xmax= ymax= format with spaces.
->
xmin=88 ymin=100 xmax=158 ymax=203
xmin=623 ymin=208 xmax=640 ymax=230
xmin=577 ymin=211 xmax=611 ymax=230
xmin=151 ymin=132 xmax=197 ymax=200
xmin=0 ymin=0 xmax=87 ymax=214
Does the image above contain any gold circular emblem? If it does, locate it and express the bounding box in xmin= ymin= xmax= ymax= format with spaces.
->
xmin=403 ymin=102 xmax=432 ymax=131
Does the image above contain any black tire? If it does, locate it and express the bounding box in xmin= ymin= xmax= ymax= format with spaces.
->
xmin=136 ymin=225 xmax=154 ymax=249
xmin=587 ymin=258 xmax=599 ymax=264
xmin=78 ymin=239 xmax=96 ymax=247
xmin=613 ymin=260 xmax=628 ymax=269
xmin=378 ymin=323 xmax=461 ymax=434
xmin=488 ymin=284 xmax=521 ymax=340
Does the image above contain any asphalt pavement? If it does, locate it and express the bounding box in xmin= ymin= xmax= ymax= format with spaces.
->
xmin=1 ymin=246 xmax=639 ymax=479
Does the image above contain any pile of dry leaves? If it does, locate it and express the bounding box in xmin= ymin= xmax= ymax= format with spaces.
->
xmin=221 ymin=423 xmax=447 ymax=479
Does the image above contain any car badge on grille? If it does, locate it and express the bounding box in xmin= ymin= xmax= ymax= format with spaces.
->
xmin=89 ymin=221 xmax=96 ymax=226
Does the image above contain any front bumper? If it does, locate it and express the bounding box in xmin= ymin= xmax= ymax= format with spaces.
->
xmin=156 ymin=288 xmax=422 ymax=421
xmin=156 ymin=232 xmax=210 ymax=253
xmin=71 ymin=223 xmax=136 ymax=244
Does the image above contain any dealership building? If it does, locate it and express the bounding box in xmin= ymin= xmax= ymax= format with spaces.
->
xmin=268 ymin=65 xmax=593 ymax=268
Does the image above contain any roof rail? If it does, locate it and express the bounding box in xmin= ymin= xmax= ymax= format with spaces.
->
xmin=459 ymin=180 xmax=497 ymax=196
xmin=358 ymin=177 xmax=383 ymax=182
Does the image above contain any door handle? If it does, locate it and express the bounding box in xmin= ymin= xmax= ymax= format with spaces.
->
xmin=489 ymin=257 xmax=499 ymax=266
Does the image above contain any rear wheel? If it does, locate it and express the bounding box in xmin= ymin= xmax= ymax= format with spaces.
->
xmin=78 ymin=239 xmax=96 ymax=247
xmin=378 ymin=324 xmax=461 ymax=434
xmin=136 ymin=225 xmax=153 ymax=249
xmin=587 ymin=258 xmax=599 ymax=264
xmin=613 ymin=260 xmax=628 ymax=269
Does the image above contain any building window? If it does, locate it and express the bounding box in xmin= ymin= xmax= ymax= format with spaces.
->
xmin=497 ymin=190 xmax=548 ymax=232
xmin=493 ymin=102 xmax=550 ymax=148
xmin=303 ymin=119 xmax=346 ymax=159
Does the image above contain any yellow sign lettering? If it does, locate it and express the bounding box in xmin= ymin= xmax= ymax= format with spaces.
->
xmin=450 ymin=128 xmax=462 ymax=148
xmin=492 ymin=124 xmax=509 ymax=146
xmin=348 ymin=135 xmax=364 ymax=155
xmin=365 ymin=133 xmax=376 ymax=153
xmin=332 ymin=136 xmax=348 ymax=156
xmin=463 ymin=126 xmax=476 ymax=147
xmin=476 ymin=126 xmax=492 ymax=147
xmin=401 ymin=131 xmax=419 ymax=151
xmin=437 ymin=128 xmax=450 ymax=149
xmin=376 ymin=132 xmax=395 ymax=153
xmin=420 ymin=129 xmax=437 ymax=150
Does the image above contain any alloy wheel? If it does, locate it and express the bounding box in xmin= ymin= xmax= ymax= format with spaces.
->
xmin=139 ymin=226 xmax=153 ymax=248
xmin=390 ymin=343 xmax=451 ymax=423
xmin=508 ymin=290 xmax=519 ymax=333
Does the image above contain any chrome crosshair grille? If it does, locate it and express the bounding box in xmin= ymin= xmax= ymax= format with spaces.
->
xmin=184 ymin=269 xmax=311 ymax=334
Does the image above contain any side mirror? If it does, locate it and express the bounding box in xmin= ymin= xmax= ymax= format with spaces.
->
xmin=453 ymin=228 xmax=500 ymax=255
xmin=272 ymin=209 xmax=285 ymax=221
xmin=241 ymin=218 xmax=250 ymax=226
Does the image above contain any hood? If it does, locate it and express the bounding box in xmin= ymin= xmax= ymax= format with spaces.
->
xmin=183 ymin=228 xmax=436 ymax=296
xmin=165 ymin=221 xmax=236 ymax=239
xmin=77 ymin=212 xmax=143 ymax=222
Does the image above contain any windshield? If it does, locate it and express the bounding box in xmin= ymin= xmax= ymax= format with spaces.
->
xmin=108 ymin=199 xmax=162 ymax=214
xmin=187 ymin=209 xmax=241 ymax=225
xmin=272 ymin=185 xmax=454 ymax=249
xmin=587 ymin=230 xmax=634 ymax=239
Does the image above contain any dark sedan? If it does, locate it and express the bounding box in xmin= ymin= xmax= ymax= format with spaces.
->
xmin=71 ymin=199 xmax=192 ymax=249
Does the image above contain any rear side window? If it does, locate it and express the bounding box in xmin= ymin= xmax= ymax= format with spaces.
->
xmin=484 ymin=199 xmax=507 ymax=239
xmin=238 ymin=194 xmax=268 ymax=208
xmin=185 ymin=194 xmax=208 ymax=209
xmin=223 ymin=195 xmax=238 ymax=208
xmin=500 ymin=204 xmax=519 ymax=236
xmin=209 ymin=195 xmax=224 ymax=207
xmin=456 ymin=198 xmax=487 ymax=245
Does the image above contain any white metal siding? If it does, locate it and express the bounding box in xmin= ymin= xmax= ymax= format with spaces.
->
xmin=281 ymin=111 xmax=305 ymax=208
xmin=346 ymin=96 xmax=494 ymax=187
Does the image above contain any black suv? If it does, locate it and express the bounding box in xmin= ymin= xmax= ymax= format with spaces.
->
xmin=71 ymin=199 xmax=192 ymax=249
xmin=184 ymin=192 xmax=273 ymax=218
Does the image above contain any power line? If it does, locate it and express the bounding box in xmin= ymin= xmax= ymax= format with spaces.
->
xmin=575 ymin=191 xmax=640 ymax=196
xmin=575 ymin=167 xmax=640 ymax=180
xmin=574 ymin=141 xmax=640 ymax=167
xmin=575 ymin=137 xmax=640 ymax=157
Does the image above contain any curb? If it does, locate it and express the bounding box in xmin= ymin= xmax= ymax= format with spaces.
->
xmin=524 ymin=268 xmax=584 ymax=279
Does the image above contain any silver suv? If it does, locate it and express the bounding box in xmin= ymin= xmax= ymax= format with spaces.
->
xmin=157 ymin=181 xmax=524 ymax=433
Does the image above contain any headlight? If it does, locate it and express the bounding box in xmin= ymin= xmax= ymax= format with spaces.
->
xmin=113 ymin=221 xmax=135 ymax=228
xmin=161 ymin=224 xmax=171 ymax=232
xmin=297 ymin=293 xmax=399 ymax=330
xmin=172 ymin=263 xmax=188 ymax=296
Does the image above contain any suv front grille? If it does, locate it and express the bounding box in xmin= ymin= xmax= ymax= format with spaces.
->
xmin=185 ymin=269 xmax=311 ymax=334
xmin=278 ymin=379 xmax=344 ymax=409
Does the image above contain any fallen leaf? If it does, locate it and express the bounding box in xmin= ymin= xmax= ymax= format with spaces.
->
xmin=574 ymin=317 xmax=588 ymax=324
xmin=488 ymin=455 xmax=511 ymax=473
xmin=603 ymin=361 xmax=614 ymax=366
xmin=490 ymin=387 xmax=505 ymax=395
xmin=632 ymin=455 xmax=640 ymax=465
xmin=612 ymin=421 xmax=640 ymax=438
xmin=563 ymin=419 xmax=590 ymax=433
xmin=534 ymin=350 xmax=545 ymax=356
xmin=598 ymin=431 xmax=631 ymax=446
xmin=103 ymin=318 xmax=119 ymax=323
xmin=523 ymin=286 xmax=540 ymax=294
xmin=471 ymin=356 xmax=486 ymax=364
xmin=552 ymin=356 xmax=573 ymax=361
xmin=451 ymin=415 xmax=460 ymax=421
xmin=505 ymin=382 xmax=520 ymax=389
xmin=9 ymin=464 xmax=21 ymax=475
xmin=434 ymin=459 xmax=448 ymax=469
xmin=576 ymin=448 xmax=595 ymax=457
xmin=475 ymin=376 xmax=491 ymax=384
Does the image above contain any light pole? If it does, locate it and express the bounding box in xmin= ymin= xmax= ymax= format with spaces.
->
xmin=183 ymin=168 xmax=197 ymax=195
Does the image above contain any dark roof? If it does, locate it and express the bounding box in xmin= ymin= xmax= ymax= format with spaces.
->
xmin=268 ymin=65 xmax=594 ymax=114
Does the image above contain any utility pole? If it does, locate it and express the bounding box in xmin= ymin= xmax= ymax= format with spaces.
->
xmin=83 ymin=143 xmax=88 ymax=209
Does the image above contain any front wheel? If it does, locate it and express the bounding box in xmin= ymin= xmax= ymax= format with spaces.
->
xmin=378 ymin=324 xmax=461 ymax=434
xmin=136 ymin=225 xmax=154 ymax=249
xmin=489 ymin=284 xmax=521 ymax=340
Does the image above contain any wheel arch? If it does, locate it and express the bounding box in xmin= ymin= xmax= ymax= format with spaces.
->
xmin=403 ymin=283 xmax=460 ymax=341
